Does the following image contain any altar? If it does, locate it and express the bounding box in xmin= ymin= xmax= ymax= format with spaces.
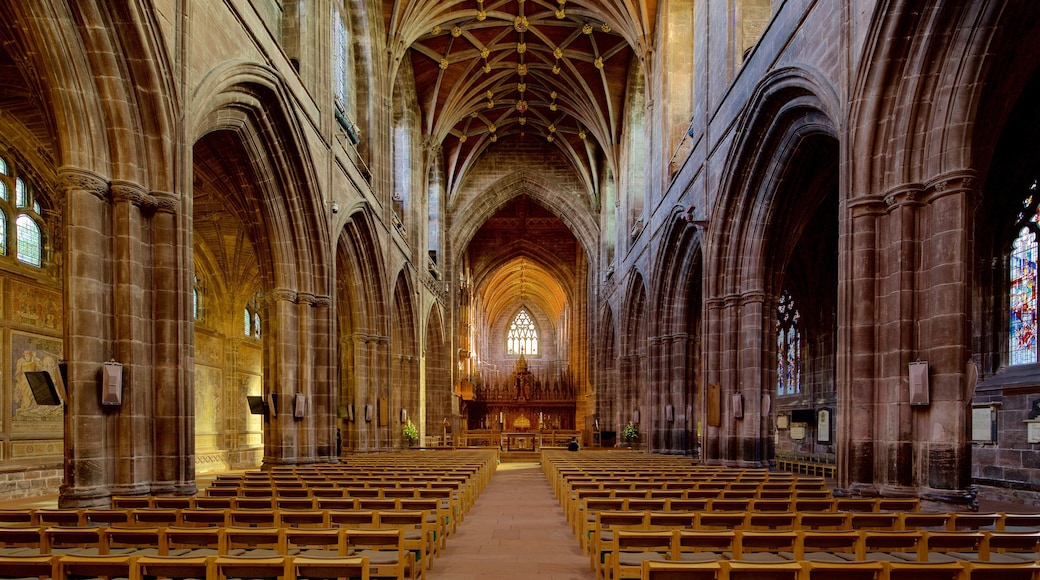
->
xmin=504 ymin=432 xmax=536 ymax=451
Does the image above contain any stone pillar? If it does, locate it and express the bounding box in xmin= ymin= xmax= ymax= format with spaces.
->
xmin=108 ymin=181 xmax=152 ymax=497
xmin=58 ymin=168 xmax=113 ymax=507
xmin=912 ymin=174 xmax=977 ymax=507
xmin=263 ymin=288 xmax=300 ymax=466
xmin=703 ymin=297 xmax=724 ymax=462
xmin=311 ymin=296 xmax=336 ymax=461
xmin=296 ymin=293 xmax=316 ymax=463
xmin=734 ymin=291 xmax=768 ymax=467
xmin=842 ymin=196 xmax=881 ymax=492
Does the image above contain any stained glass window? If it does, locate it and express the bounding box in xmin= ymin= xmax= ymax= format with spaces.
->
xmin=244 ymin=295 xmax=262 ymax=339
xmin=776 ymin=290 xmax=801 ymax=395
xmin=15 ymin=215 xmax=41 ymax=267
xmin=0 ymin=209 xmax=6 ymax=255
xmin=507 ymin=309 xmax=538 ymax=355
xmin=1010 ymin=188 xmax=1040 ymax=365
xmin=244 ymin=308 xmax=252 ymax=336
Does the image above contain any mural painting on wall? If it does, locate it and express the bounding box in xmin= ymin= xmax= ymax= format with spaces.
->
xmin=193 ymin=365 xmax=222 ymax=439
xmin=11 ymin=281 xmax=61 ymax=332
xmin=11 ymin=331 xmax=63 ymax=433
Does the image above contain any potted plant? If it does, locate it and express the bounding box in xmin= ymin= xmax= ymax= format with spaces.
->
xmin=622 ymin=421 xmax=639 ymax=448
xmin=403 ymin=420 xmax=419 ymax=446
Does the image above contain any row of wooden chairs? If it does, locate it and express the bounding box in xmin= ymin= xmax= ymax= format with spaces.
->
xmin=568 ymin=496 xmax=923 ymax=535
xmin=595 ymin=528 xmax=1040 ymax=580
xmin=0 ymin=525 xmax=427 ymax=579
xmin=0 ymin=550 xmax=371 ymax=580
xmin=582 ymin=511 xmax=1040 ymax=569
xmin=640 ymin=557 xmax=1039 ymax=580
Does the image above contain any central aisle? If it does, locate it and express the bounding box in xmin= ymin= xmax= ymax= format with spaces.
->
xmin=431 ymin=462 xmax=593 ymax=579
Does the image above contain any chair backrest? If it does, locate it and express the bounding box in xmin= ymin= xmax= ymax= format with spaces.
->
xmin=152 ymin=496 xmax=193 ymax=510
xmin=949 ymin=513 xmax=1001 ymax=531
xmin=42 ymin=526 xmax=102 ymax=554
xmin=735 ymin=530 xmax=799 ymax=559
xmin=292 ymin=554 xmax=370 ymax=580
xmin=134 ymin=554 xmax=216 ymax=579
xmin=84 ymin=508 xmax=132 ymax=527
xmin=859 ymin=531 xmax=924 ymax=560
xmin=797 ymin=512 xmax=850 ymax=530
xmin=848 ymin=512 xmax=900 ymax=531
xmin=179 ymin=508 xmax=229 ymax=527
xmin=674 ymin=529 xmax=737 ymax=558
xmin=161 ymin=525 xmax=224 ymax=553
xmin=223 ymin=526 xmax=283 ymax=552
xmin=696 ymin=511 xmax=748 ymax=530
xmin=0 ymin=526 xmax=42 ymax=549
xmin=102 ymin=526 xmax=162 ymax=555
xmin=36 ymin=509 xmax=83 ymax=527
xmin=984 ymin=530 xmax=1040 ymax=558
xmin=642 ymin=559 xmax=723 ymax=580
xmin=746 ymin=512 xmax=797 ymax=530
xmin=130 ymin=508 xmax=180 ymax=527
xmin=228 ymin=508 xmax=279 ymax=527
xmin=281 ymin=527 xmax=347 ymax=555
xmin=796 ymin=530 xmax=863 ymax=559
xmin=647 ymin=511 xmax=695 ymax=530
xmin=279 ymin=509 xmax=329 ymax=528
xmin=327 ymin=509 xmax=378 ymax=528
xmin=802 ymin=560 xmax=885 ymax=580
xmin=899 ymin=513 xmax=951 ymax=531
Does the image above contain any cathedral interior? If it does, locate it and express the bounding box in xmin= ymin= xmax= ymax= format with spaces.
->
xmin=0 ymin=0 xmax=1037 ymax=509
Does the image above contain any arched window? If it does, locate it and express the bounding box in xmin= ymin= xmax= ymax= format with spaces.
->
xmin=331 ymin=3 xmax=351 ymax=113
xmin=776 ymin=290 xmax=801 ymax=395
xmin=15 ymin=214 xmax=41 ymax=267
xmin=1010 ymin=185 xmax=1040 ymax=365
xmin=244 ymin=293 xmax=262 ymax=339
xmin=0 ymin=153 xmax=47 ymax=267
xmin=507 ymin=309 xmax=538 ymax=355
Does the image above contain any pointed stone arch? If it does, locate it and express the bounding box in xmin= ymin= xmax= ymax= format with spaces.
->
xmin=335 ymin=207 xmax=388 ymax=453
xmin=391 ymin=269 xmax=420 ymax=447
xmin=703 ymin=65 xmax=839 ymax=467
xmin=619 ymin=270 xmax=649 ymax=441
xmin=646 ymin=207 xmax=705 ymax=454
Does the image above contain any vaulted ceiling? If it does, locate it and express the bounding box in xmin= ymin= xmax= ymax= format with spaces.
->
xmin=386 ymin=0 xmax=655 ymax=197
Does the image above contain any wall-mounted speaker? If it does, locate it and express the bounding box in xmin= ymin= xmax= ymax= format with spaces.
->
xmin=909 ymin=361 xmax=930 ymax=406
xmin=294 ymin=393 xmax=306 ymax=418
xmin=101 ymin=360 xmax=123 ymax=406
xmin=269 ymin=393 xmax=279 ymax=418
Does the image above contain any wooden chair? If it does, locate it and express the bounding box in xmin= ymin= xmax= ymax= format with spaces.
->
xmin=317 ymin=497 xmax=359 ymax=511
xmin=36 ymin=509 xmax=83 ymax=527
xmin=279 ymin=509 xmax=329 ymax=528
xmin=0 ymin=526 xmax=43 ymax=555
xmin=178 ymin=508 xmax=228 ymax=527
xmin=606 ymin=529 xmax=673 ymax=580
xmin=949 ymin=514 xmax=1001 ymax=532
xmin=1001 ymin=514 xmax=1040 ymax=532
xmin=132 ymin=553 xmax=216 ymax=579
xmin=647 ymin=511 xmax=695 ymax=530
xmin=794 ymin=530 xmax=864 ymax=562
xmin=342 ymin=528 xmax=419 ymax=580
xmin=228 ymin=508 xmax=279 ymax=527
xmin=802 ymin=560 xmax=886 ymax=580
xmin=0 ymin=553 xmax=56 ymax=578
xmin=84 ymin=508 xmax=132 ymax=527
xmin=696 ymin=511 xmax=748 ymax=530
xmin=213 ymin=554 xmax=290 ymax=580
xmin=798 ymin=512 xmax=851 ymax=530
xmin=746 ymin=512 xmax=797 ymax=530
xmin=0 ymin=509 xmax=35 ymax=526
xmin=192 ymin=497 xmax=233 ymax=510
xmin=327 ymin=509 xmax=378 ymax=528
xmin=42 ymin=526 xmax=103 ymax=555
xmin=129 ymin=508 xmax=180 ymax=527
xmin=223 ymin=526 xmax=284 ymax=557
xmin=921 ymin=531 xmax=988 ymax=563
xmin=110 ymin=496 xmax=151 ymax=509
xmin=982 ymin=531 xmax=1040 ymax=562
xmin=900 ymin=513 xmax=952 ymax=531
xmin=291 ymin=554 xmax=370 ymax=580
xmin=281 ymin=527 xmax=347 ymax=557
xmin=277 ymin=497 xmax=317 ymax=511
xmin=725 ymin=560 xmax=805 ymax=580
xmin=849 ymin=512 xmax=900 ymax=531
xmin=673 ymin=529 xmax=736 ymax=562
xmin=958 ymin=560 xmax=1040 ymax=580
xmin=151 ymin=496 xmax=193 ymax=510
xmin=54 ymin=553 xmax=136 ymax=580
xmin=377 ymin=509 xmax=434 ymax=578
xmin=100 ymin=526 xmax=164 ymax=556
xmin=591 ymin=511 xmax=649 ymax=576
xmin=734 ymin=530 xmax=799 ymax=562
xmin=877 ymin=499 xmax=919 ymax=513
xmin=858 ymin=531 xmax=925 ymax=562
xmin=161 ymin=526 xmax=225 ymax=557
xmin=882 ymin=560 xmax=966 ymax=580
xmin=641 ymin=559 xmax=723 ymax=580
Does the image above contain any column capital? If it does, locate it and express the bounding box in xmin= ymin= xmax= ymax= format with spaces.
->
xmin=57 ymin=167 xmax=108 ymax=200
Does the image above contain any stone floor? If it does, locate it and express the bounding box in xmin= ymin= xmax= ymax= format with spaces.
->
xmin=430 ymin=462 xmax=592 ymax=579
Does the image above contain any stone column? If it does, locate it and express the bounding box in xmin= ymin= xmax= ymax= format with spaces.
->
xmin=703 ymin=296 xmax=724 ymax=462
xmin=108 ymin=181 xmax=153 ymax=497
xmin=295 ymin=293 xmax=316 ymax=463
xmin=152 ymin=191 xmax=195 ymax=494
xmin=734 ymin=291 xmax=768 ymax=467
xmin=844 ymin=195 xmax=884 ymax=492
xmin=58 ymin=168 xmax=113 ymax=508
xmin=311 ymin=296 xmax=335 ymax=461
xmin=263 ymin=288 xmax=299 ymax=466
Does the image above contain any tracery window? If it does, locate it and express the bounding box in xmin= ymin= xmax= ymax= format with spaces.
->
xmin=507 ymin=309 xmax=538 ymax=355
xmin=244 ymin=293 xmax=262 ymax=339
xmin=332 ymin=3 xmax=350 ymax=113
xmin=0 ymin=153 xmax=46 ymax=267
xmin=1010 ymin=183 xmax=1040 ymax=365
xmin=776 ymin=290 xmax=802 ymax=395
